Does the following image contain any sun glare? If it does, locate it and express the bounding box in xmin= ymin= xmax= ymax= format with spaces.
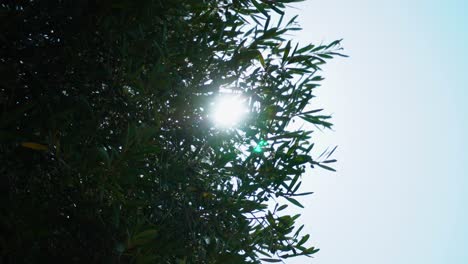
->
xmin=212 ymin=94 xmax=248 ymax=128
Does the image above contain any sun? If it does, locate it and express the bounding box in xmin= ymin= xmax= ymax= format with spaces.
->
xmin=211 ymin=94 xmax=248 ymax=128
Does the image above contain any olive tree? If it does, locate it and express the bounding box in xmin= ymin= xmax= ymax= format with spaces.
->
xmin=0 ymin=0 xmax=344 ymax=263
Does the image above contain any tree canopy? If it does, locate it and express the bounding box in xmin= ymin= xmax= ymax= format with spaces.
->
xmin=0 ymin=0 xmax=344 ymax=263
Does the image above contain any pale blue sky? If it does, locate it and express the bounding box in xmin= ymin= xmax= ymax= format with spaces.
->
xmin=284 ymin=1 xmax=468 ymax=263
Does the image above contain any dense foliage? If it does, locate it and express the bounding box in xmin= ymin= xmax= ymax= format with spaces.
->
xmin=0 ymin=0 xmax=344 ymax=263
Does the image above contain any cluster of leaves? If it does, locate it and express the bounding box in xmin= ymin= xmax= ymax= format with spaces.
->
xmin=0 ymin=0 xmax=344 ymax=263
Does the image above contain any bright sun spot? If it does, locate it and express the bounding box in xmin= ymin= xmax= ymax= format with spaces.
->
xmin=212 ymin=94 xmax=248 ymax=128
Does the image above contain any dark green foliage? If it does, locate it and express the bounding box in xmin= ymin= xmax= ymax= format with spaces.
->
xmin=0 ymin=0 xmax=344 ymax=263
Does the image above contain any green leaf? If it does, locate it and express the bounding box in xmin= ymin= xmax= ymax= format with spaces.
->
xmin=304 ymin=247 xmax=320 ymax=254
xmin=316 ymin=162 xmax=337 ymax=172
xmin=285 ymin=196 xmax=304 ymax=208
xmin=297 ymin=234 xmax=310 ymax=246
xmin=282 ymin=40 xmax=291 ymax=64
xmin=270 ymin=4 xmax=285 ymax=15
xmin=260 ymin=258 xmax=283 ymax=263
xmin=292 ymin=192 xmax=314 ymax=196
xmin=251 ymin=0 xmax=269 ymax=17
xmin=277 ymin=204 xmax=288 ymax=211
xmin=258 ymin=51 xmax=266 ymax=68
xmin=128 ymin=229 xmax=158 ymax=248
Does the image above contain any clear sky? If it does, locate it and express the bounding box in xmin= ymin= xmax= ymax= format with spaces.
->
xmin=284 ymin=1 xmax=468 ymax=263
